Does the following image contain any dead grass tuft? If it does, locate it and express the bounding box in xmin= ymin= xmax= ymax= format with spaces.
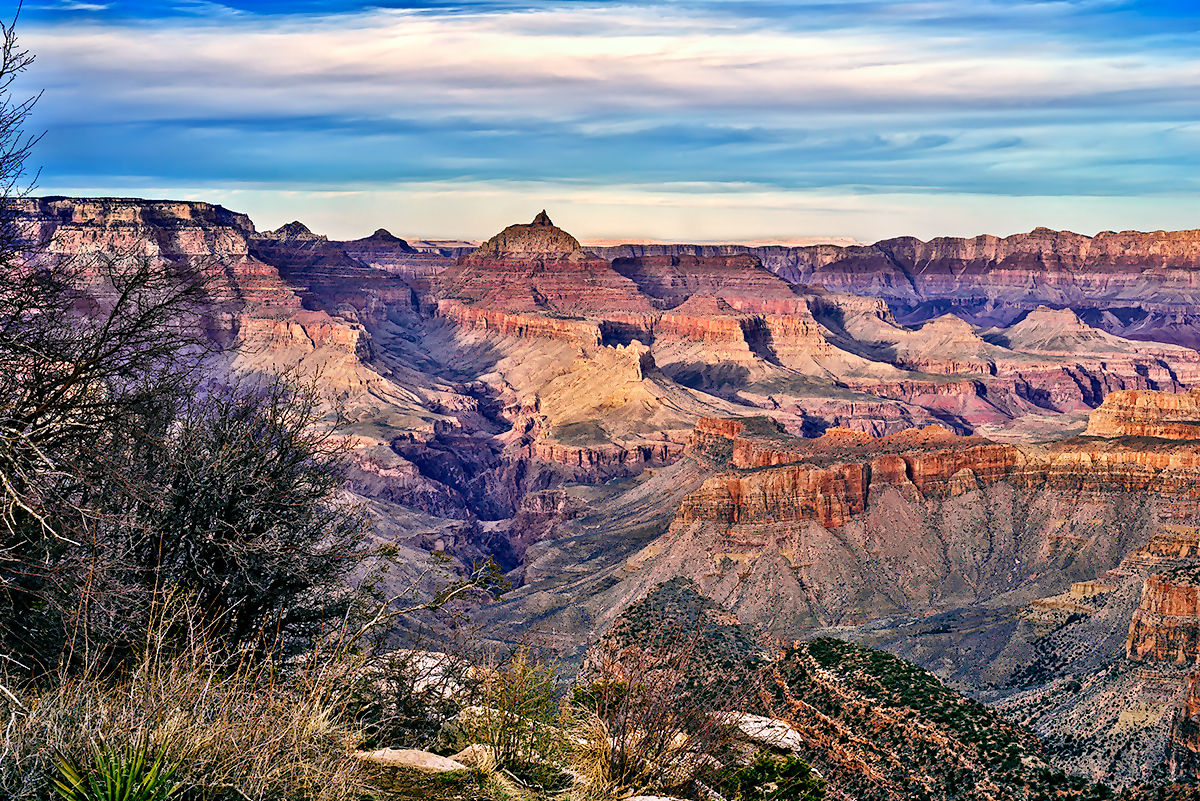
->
xmin=0 ymin=644 xmax=369 ymax=801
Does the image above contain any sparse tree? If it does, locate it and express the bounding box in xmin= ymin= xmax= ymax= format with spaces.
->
xmin=0 ymin=11 xmax=220 ymax=671
xmin=127 ymin=376 xmax=370 ymax=659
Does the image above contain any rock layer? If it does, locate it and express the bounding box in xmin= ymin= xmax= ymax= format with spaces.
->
xmin=1087 ymin=388 xmax=1200 ymax=440
xmin=595 ymin=227 xmax=1200 ymax=348
xmin=1127 ymin=569 xmax=1200 ymax=664
xmin=678 ymin=417 xmax=1024 ymax=529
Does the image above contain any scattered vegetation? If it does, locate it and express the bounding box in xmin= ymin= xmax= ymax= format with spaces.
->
xmin=720 ymin=752 xmax=826 ymax=801
xmin=456 ymin=644 xmax=562 ymax=774
xmin=562 ymin=577 xmax=768 ymax=799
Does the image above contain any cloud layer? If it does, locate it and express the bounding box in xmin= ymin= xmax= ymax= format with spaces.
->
xmin=16 ymin=0 xmax=1200 ymax=240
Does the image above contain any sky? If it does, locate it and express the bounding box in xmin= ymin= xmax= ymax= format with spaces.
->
xmin=10 ymin=0 xmax=1200 ymax=242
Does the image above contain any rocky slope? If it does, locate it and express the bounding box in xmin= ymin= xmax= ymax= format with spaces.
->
xmin=595 ymin=579 xmax=1125 ymax=801
xmin=482 ymin=391 xmax=1200 ymax=652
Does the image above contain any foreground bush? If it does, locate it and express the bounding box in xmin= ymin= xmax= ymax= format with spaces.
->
xmin=0 ymin=645 xmax=367 ymax=801
xmin=721 ymin=752 xmax=826 ymax=801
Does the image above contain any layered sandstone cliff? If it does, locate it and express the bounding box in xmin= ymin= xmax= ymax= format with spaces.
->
xmin=1087 ymin=388 xmax=1200 ymax=440
xmin=675 ymin=400 xmax=1200 ymax=566
xmin=1127 ymin=569 xmax=1200 ymax=664
xmin=677 ymin=417 xmax=1024 ymax=529
xmin=596 ymin=228 xmax=1200 ymax=347
xmin=608 ymin=251 xmax=794 ymax=307
xmin=16 ymin=197 xmax=398 ymax=392
xmin=679 ymin=410 xmax=1200 ymax=537
xmin=18 ymin=196 xmax=301 ymax=318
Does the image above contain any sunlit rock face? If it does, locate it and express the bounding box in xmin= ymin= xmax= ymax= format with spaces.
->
xmin=435 ymin=211 xmax=655 ymax=316
xmin=1087 ymin=388 xmax=1200 ymax=440
xmin=1127 ymin=571 xmax=1200 ymax=665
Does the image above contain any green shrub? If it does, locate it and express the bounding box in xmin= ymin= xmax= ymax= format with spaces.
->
xmin=723 ymin=752 xmax=826 ymax=801
xmin=53 ymin=739 xmax=181 ymax=801
xmin=570 ymin=679 xmax=629 ymax=718
xmin=459 ymin=645 xmax=561 ymax=768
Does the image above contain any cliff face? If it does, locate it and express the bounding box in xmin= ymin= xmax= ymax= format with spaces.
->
xmin=436 ymin=299 xmax=603 ymax=346
xmin=1168 ymin=673 xmax=1200 ymax=779
xmin=680 ymin=407 xmax=1200 ymax=537
xmin=1087 ymin=388 xmax=1200 ymax=439
xmin=1126 ymin=570 xmax=1200 ymax=664
xmin=678 ymin=417 xmax=1024 ymax=529
xmin=22 ymin=195 xmax=256 ymax=236
xmin=16 ymin=197 xmax=405 ymax=399
xmin=608 ymin=251 xmax=794 ymax=306
xmin=1124 ymin=524 xmax=1200 ymax=667
xmin=528 ymin=439 xmax=685 ymax=482
xmin=596 ymin=228 xmax=1200 ymax=347
xmin=19 ymin=196 xmax=300 ymax=318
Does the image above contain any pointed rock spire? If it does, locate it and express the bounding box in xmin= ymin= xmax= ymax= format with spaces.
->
xmin=463 ymin=210 xmax=582 ymax=261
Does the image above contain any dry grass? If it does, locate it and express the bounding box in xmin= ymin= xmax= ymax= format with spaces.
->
xmin=0 ymin=644 xmax=370 ymax=801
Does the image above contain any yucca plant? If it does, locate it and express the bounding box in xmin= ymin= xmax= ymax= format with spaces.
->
xmin=52 ymin=738 xmax=182 ymax=801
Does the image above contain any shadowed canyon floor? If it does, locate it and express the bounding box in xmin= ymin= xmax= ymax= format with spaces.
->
xmin=25 ymin=196 xmax=1200 ymax=790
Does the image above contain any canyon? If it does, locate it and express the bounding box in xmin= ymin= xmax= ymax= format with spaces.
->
xmin=24 ymin=195 xmax=1200 ymax=790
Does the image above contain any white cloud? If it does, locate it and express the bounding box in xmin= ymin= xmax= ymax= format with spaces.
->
xmin=19 ymin=2 xmax=1200 ymax=240
xmin=22 ymin=6 xmax=1200 ymax=125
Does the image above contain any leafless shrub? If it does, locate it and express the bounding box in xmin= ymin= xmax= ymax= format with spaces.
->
xmin=565 ymin=577 xmax=768 ymax=799
xmin=348 ymin=637 xmax=490 ymax=751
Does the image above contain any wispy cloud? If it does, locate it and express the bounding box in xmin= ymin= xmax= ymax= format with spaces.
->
xmin=26 ymin=1 xmax=111 ymax=11
xmin=17 ymin=0 xmax=1200 ymax=239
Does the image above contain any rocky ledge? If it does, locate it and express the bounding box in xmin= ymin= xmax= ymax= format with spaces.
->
xmin=677 ymin=417 xmax=1024 ymax=529
xmin=678 ymin=390 xmax=1200 ymax=532
xmin=1086 ymin=388 xmax=1200 ymax=440
xmin=1127 ymin=568 xmax=1200 ymax=665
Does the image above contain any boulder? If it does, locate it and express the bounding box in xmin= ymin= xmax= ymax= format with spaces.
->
xmin=353 ymin=747 xmax=469 ymax=773
xmin=450 ymin=743 xmax=496 ymax=770
xmin=720 ymin=712 xmax=806 ymax=752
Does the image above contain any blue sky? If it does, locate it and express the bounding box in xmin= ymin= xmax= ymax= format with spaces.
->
xmin=12 ymin=0 xmax=1200 ymax=241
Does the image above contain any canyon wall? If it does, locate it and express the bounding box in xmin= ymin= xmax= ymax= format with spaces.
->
xmin=1127 ymin=569 xmax=1200 ymax=664
xmin=1087 ymin=388 xmax=1200 ymax=440
xmin=594 ymin=228 xmax=1200 ymax=347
